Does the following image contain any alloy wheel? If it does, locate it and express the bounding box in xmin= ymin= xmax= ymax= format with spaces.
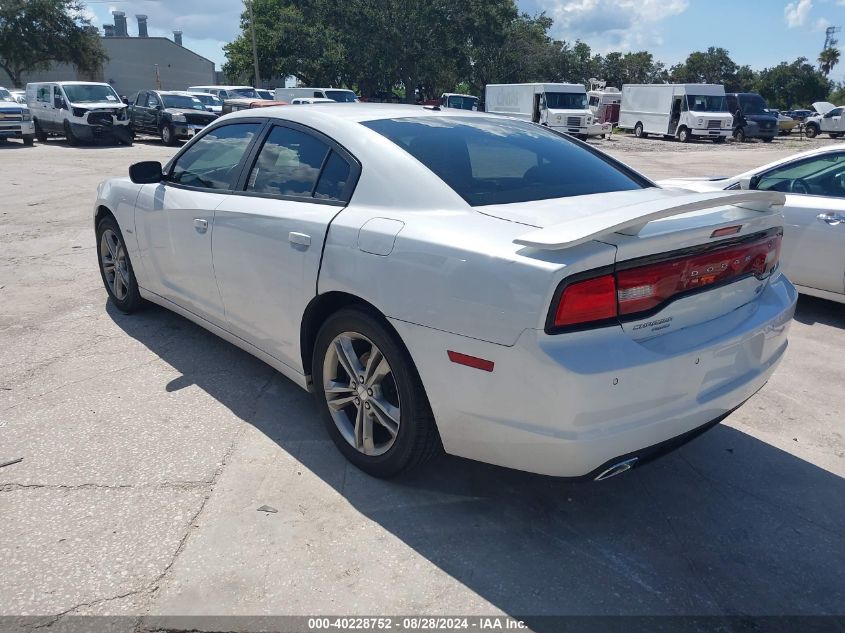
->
xmin=322 ymin=332 xmax=401 ymax=456
xmin=100 ymin=229 xmax=129 ymax=301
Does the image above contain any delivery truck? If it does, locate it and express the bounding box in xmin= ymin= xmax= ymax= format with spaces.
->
xmin=619 ymin=84 xmax=733 ymax=143
xmin=484 ymin=83 xmax=611 ymax=139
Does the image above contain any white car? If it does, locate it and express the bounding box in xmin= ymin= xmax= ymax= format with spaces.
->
xmin=290 ymin=97 xmax=336 ymax=104
xmin=93 ymin=104 xmax=796 ymax=479
xmin=804 ymin=102 xmax=844 ymax=139
xmin=660 ymin=144 xmax=845 ymax=304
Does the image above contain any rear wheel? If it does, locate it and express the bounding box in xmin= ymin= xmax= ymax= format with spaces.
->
xmin=34 ymin=120 xmax=47 ymax=143
xmin=805 ymin=123 xmax=819 ymax=139
xmin=313 ymin=308 xmax=440 ymax=478
xmin=96 ymin=215 xmax=144 ymax=313
xmin=634 ymin=122 xmax=646 ymax=138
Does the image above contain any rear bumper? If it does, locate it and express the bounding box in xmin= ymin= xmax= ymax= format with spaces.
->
xmin=391 ymin=273 xmax=797 ymax=478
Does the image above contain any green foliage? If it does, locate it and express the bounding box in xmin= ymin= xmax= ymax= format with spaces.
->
xmin=829 ymin=81 xmax=845 ymax=105
xmin=0 ymin=0 xmax=106 ymax=88
xmin=756 ymin=58 xmax=831 ymax=109
xmin=818 ymin=46 xmax=840 ymax=77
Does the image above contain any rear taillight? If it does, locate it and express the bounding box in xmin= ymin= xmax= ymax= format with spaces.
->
xmin=549 ymin=230 xmax=782 ymax=332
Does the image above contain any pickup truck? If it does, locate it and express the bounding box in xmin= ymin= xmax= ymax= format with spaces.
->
xmin=804 ymin=101 xmax=844 ymax=139
xmin=129 ymin=90 xmax=217 ymax=145
xmin=0 ymin=86 xmax=35 ymax=145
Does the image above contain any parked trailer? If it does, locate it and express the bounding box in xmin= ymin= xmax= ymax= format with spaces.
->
xmin=619 ymin=84 xmax=733 ymax=143
xmin=587 ymin=81 xmax=621 ymax=124
xmin=485 ymin=83 xmax=611 ymax=139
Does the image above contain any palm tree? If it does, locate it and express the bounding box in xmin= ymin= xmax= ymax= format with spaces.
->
xmin=819 ymin=46 xmax=840 ymax=76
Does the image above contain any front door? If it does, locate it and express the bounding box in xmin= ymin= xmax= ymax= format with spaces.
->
xmin=755 ymin=151 xmax=845 ymax=297
xmin=134 ymin=121 xmax=264 ymax=325
xmin=669 ymin=96 xmax=682 ymax=134
xmin=211 ymin=123 xmax=357 ymax=370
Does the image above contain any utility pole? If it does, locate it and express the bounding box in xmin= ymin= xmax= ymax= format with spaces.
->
xmin=249 ymin=0 xmax=261 ymax=87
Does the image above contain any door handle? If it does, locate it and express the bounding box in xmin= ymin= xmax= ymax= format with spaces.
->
xmin=194 ymin=218 xmax=208 ymax=233
xmin=288 ymin=231 xmax=311 ymax=247
xmin=817 ymin=213 xmax=845 ymax=226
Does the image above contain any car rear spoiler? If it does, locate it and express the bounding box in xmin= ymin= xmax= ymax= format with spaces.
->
xmin=512 ymin=190 xmax=786 ymax=250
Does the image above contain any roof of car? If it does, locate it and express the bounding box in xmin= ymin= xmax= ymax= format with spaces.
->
xmin=224 ymin=102 xmax=488 ymax=125
xmin=153 ymin=91 xmax=198 ymax=96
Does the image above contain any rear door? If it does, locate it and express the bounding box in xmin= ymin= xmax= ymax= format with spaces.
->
xmin=754 ymin=151 xmax=845 ymax=297
xmin=211 ymin=122 xmax=359 ymax=370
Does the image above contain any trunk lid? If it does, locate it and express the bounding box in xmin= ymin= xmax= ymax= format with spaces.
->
xmin=506 ymin=188 xmax=786 ymax=341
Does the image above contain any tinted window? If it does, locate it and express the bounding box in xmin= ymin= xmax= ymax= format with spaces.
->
xmin=325 ymin=90 xmax=357 ymax=103
xmin=147 ymin=93 xmax=159 ymax=108
xmin=246 ymin=126 xmax=330 ymax=197
xmin=37 ymin=86 xmax=50 ymax=102
xmin=170 ymin=123 xmax=260 ymax=190
xmin=756 ymin=153 xmax=845 ymax=198
xmin=363 ymin=116 xmax=645 ymax=206
xmin=162 ymin=94 xmax=205 ymax=110
xmin=826 ymin=108 xmax=843 ymax=118
xmin=314 ymin=152 xmax=352 ymax=200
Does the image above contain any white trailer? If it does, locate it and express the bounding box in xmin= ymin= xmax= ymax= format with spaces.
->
xmin=619 ymin=84 xmax=733 ymax=143
xmin=484 ymin=83 xmax=611 ymax=139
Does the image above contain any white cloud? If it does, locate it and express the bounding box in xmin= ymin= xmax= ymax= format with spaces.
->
xmin=535 ymin=0 xmax=689 ymax=52
xmin=784 ymin=0 xmax=814 ymax=28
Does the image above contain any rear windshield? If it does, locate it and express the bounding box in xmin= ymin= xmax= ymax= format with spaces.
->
xmin=362 ymin=116 xmax=645 ymax=206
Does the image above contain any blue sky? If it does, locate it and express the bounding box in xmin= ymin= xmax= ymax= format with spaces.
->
xmin=81 ymin=0 xmax=845 ymax=83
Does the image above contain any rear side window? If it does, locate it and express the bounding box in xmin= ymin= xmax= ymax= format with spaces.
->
xmin=170 ymin=123 xmax=261 ymax=190
xmin=314 ymin=152 xmax=351 ymax=200
xmin=247 ymin=126 xmax=329 ymax=197
xmin=363 ymin=116 xmax=645 ymax=206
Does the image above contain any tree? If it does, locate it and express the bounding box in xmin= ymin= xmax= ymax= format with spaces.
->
xmin=670 ymin=47 xmax=738 ymax=85
xmin=598 ymin=50 xmax=666 ymax=87
xmin=0 ymin=0 xmax=106 ymax=88
xmin=818 ymin=45 xmax=840 ymax=77
xmin=756 ymin=58 xmax=831 ymax=109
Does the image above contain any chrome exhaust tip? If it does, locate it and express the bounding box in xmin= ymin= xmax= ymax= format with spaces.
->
xmin=594 ymin=457 xmax=639 ymax=481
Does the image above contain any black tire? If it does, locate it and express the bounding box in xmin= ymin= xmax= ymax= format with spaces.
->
xmin=762 ymin=137 xmax=773 ymax=143
xmin=678 ymin=127 xmax=690 ymax=143
xmin=733 ymin=127 xmax=746 ymax=143
xmin=829 ymin=133 xmax=842 ymax=139
xmin=634 ymin=122 xmax=646 ymax=138
xmin=63 ymin=120 xmax=79 ymax=146
xmin=34 ymin=120 xmax=47 ymax=143
xmin=713 ymin=136 xmax=726 ymax=144
xmin=160 ymin=123 xmax=177 ymax=146
xmin=805 ymin=124 xmax=819 ymax=139
xmin=22 ymin=134 xmax=34 ymax=146
xmin=96 ymin=215 xmax=144 ymax=313
xmin=312 ymin=307 xmax=441 ymax=478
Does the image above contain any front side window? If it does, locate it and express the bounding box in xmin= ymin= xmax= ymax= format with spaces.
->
xmin=62 ymin=83 xmax=120 ymax=103
xmin=147 ymin=93 xmax=159 ymax=108
xmin=246 ymin=126 xmax=330 ymax=197
xmin=37 ymin=86 xmax=50 ymax=102
xmin=231 ymin=88 xmax=259 ymax=98
xmin=756 ymin=153 xmax=845 ymax=198
xmin=363 ymin=116 xmax=645 ymax=206
xmin=739 ymin=95 xmax=768 ymax=115
xmin=825 ymin=108 xmax=843 ymax=118
xmin=544 ymin=92 xmax=587 ymax=110
xmin=170 ymin=123 xmax=261 ymax=190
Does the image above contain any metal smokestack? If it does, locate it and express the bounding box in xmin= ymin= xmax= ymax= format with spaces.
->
xmin=103 ymin=24 xmax=115 ymax=37
xmin=112 ymin=10 xmax=127 ymax=37
xmin=173 ymin=30 xmax=183 ymax=46
xmin=136 ymin=15 xmax=148 ymax=38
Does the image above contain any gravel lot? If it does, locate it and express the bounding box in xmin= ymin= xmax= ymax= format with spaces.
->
xmin=0 ymin=132 xmax=843 ymax=631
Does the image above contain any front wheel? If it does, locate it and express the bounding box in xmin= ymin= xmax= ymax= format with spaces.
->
xmin=22 ymin=134 xmax=34 ymax=146
xmin=34 ymin=120 xmax=47 ymax=142
xmin=96 ymin=215 xmax=144 ymax=313
xmin=678 ymin=127 xmax=690 ymax=143
xmin=313 ymin=308 xmax=440 ymax=478
xmin=63 ymin=120 xmax=79 ymax=146
xmin=713 ymin=136 xmax=726 ymax=144
xmin=762 ymin=137 xmax=773 ymax=143
xmin=733 ymin=128 xmax=746 ymax=143
xmin=160 ymin=123 xmax=177 ymax=146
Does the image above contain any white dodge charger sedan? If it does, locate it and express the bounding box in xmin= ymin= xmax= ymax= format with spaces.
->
xmin=94 ymin=104 xmax=797 ymax=480
xmin=660 ymin=144 xmax=845 ymax=304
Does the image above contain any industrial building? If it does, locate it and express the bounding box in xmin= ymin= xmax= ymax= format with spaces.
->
xmin=1 ymin=12 xmax=216 ymax=96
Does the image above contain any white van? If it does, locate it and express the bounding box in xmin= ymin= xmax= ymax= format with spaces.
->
xmin=25 ymin=81 xmax=131 ymax=145
xmin=619 ymin=84 xmax=733 ymax=143
xmin=484 ymin=83 xmax=610 ymax=139
xmin=439 ymin=93 xmax=478 ymax=110
xmin=188 ymin=85 xmax=259 ymax=100
xmin=274 ymin=87 xmax=358 ymax=103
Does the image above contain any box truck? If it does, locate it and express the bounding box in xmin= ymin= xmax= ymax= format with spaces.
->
xmin=484 ymin=83 xmax=611 ymax=139
xmin=619 ymin=84 xmax=733 ymax=143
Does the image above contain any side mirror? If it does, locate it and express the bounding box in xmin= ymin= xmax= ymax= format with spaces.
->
xmin=739 ymin=176 xmax=759 ymax=190
xmin=155 ymin=104 xmax=163 ymax=111
xmin=129 ymin=161 xmax=163 ymax=184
